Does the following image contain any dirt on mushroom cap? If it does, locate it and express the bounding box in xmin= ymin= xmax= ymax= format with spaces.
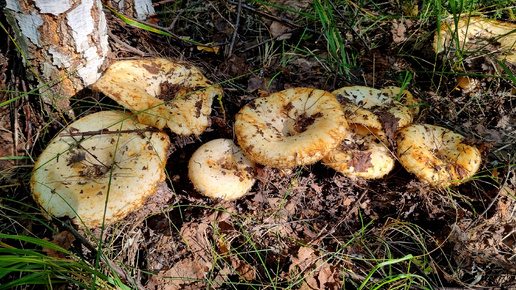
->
xmin=396 ymin=124 xmax=482 ymax=187
xmin=30 ymin=111 xmax=170 ymax=228
xmin=332 ymin=86 xmax=414 ymax=131
xmin=188 ymin=139 xmax=256 ymax=200
xmin=323 ymin=124 xmax=395 ymax=179
xmin=91 ymin=58 xmax=223 ymax=135
xmin=235 ymin=88 xmax=348 ymax=168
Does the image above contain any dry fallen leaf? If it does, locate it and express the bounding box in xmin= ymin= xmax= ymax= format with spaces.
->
xmin=247 ymin=77 xmax=266 ymax=92
xmin=146 ymin=258 xmax=206 ymax=290
xmin=377 ymin=109 xmax=400 ymax=145
xmin=350 ymin=152 xmax=374 ymax=173
xmin=270 ymin=21 xmax=292 ymax=40
xmin=391 ymin=20 xmax=407 ymax=43
xmin=232 ymin=258 xmax=256 ymax=281
xmin=181 ymin=221 xmax=213 ymax=271
xmin=289 ymin=246 xmax=341 ymax=289
xmin=290 ymin=246 xmax=317 ymax=271
xmin=42 ymin=231 xmax=75 ymax=259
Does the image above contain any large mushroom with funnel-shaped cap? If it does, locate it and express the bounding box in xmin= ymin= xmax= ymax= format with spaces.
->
xmin=235 ymin=88 xmax=348 ymax=168
xmin=30 ymin=111 xmax=170 ymax=228
xmin=396 ymin=124 xmax=481 ymax=187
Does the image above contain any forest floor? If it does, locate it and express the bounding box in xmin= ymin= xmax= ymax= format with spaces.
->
xmin=1 ymin=1 xmax=516 ymax=289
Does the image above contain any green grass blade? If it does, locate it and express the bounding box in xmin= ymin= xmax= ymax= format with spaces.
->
xmin=0 ymin=234 xmax=70 ymax=255
xmin=103 ymin=4 xmax=203 ymax=46
xmin=358 ymin=254 xmax=414 ymax=290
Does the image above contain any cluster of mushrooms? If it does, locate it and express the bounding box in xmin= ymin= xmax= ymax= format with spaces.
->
xmin=31 ymin=58 xmax=481 ymax=228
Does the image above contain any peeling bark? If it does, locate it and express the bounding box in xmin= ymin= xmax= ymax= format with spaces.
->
xmin=111 ymin=0 xmax=155 ymax=20
xmin=3 ymin=0 xmax=109 ymax=117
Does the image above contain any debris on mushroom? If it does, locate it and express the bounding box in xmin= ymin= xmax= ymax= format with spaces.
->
xmin=396 ymin=124 xmax=481 ymax=187
xmin=30 ymin=111 xmax=170 ymax=228
xmin=332 ymin=86 xmax=414 ymax=132
xmin=380 ymin=86 xmax=421 ymax=118
xmin=91 ymin=58 xmax=223 ymax=135
xmin=433 ymin=16 xmax=516 ymax=64
xmin=235 ymin=88 xmax=348 ymax=168
xmin=322 ymin=124 xmax=395 ymax=179
xmin=188 ymin=139 xmax=256 ymax=200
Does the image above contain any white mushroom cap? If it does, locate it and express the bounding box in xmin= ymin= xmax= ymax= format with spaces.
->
xmin=235 ymin=88 xmax=348 ymax=168
xmin=322 ymin=124 xmax=395 ymax=179
xmin=188 ymin=139 xmax=256 ymax=200
xmin=30 ymin=111 xmax=170 ymax=227
xmin=332 ymin=86 xmax=413 ymax=131
xmin=91 ymin=58 xmax=223 ymax=135
xmin=396 ymin=124 xmax=481 ymax=187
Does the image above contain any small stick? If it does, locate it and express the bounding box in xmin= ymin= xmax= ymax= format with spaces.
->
xmin=240 ymin=28 xmax=298 ymax=52
xmin=228 ymin=0 xmax=301 ymax=28
xmin=59 ymin=128 xmax=160 ymax=137
xmin=153 ymin=0 xmax=177 ymax=6
xmin=228 ymin=0 xmax=243 ymax=57
xmin=167 ymin=0 xmax=203 ymax=31
xmin=54 ymin=120 xmax=112 ymax=170
xmin=107 ymin=29 xmax=149 ymax=57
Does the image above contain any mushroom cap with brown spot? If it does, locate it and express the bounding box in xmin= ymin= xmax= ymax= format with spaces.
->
xmin=235 ymin=88 xmax=348 ymax=168
xmin=188 ymin=139 xmax=256 ymax=200
xmin=30 ymin=111 xmax=170 ymax=228
xmin=332 ymin=86 xmax=414 ymax=131
xmin=322 ymin=124 xmax=395 ymax=179
xmin=91 ymin=58 xmax=223 ymax=135
xmin=396 ymin=124 xmax=481 ymax=187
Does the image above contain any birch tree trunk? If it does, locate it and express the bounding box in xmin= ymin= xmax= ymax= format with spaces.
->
xmin=3 ymin=0 xmax=110 ymax=117
xmin=2 ymin=0 xmax=155 ymax=118
xmin=111 ymin=0 xmax=156 ymax=21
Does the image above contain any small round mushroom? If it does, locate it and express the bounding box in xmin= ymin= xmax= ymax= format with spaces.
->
xmin=91 ymin=58 xmax=223 ymax=135
xmin=322 ymin=124 xmax=395 ymax=179
xmin=332 ymin=86 xmax=414 ymax=131
xmin=235 ymin=88 xmax=348 ymax=168
xmin=396 ymin=124 xmax=481 ymax=187
xmin=188 ymin=139 xmax=256 ymax=200
xmin=30 ymin=111 xmax=170 ymax=228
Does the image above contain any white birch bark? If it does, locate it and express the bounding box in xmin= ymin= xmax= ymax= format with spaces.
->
xmin=3 ymin=0 xmax=109 ymax=116
xmin=111 ymin=0 xmax=155 ymax=20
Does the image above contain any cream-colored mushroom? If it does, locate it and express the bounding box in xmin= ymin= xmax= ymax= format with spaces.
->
xmin=188 ymin=139 xmax=256 ymax=200
xmin=322 ymin=124 xmax=395 ymax=179
xmin=235 ymin=88 xmax=348 ymax=168
xmin=91 ymin=58 xmax=223 ymax=135
xmin=396 ymin=124 xmax=481 ymax=187
xmin=333 ymin=86 xmax=414 ymax=130
xmin=434 ymin=16 xmax=516 ymax=63
xmin=30 ymin=111 xmax=170 ymax=227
